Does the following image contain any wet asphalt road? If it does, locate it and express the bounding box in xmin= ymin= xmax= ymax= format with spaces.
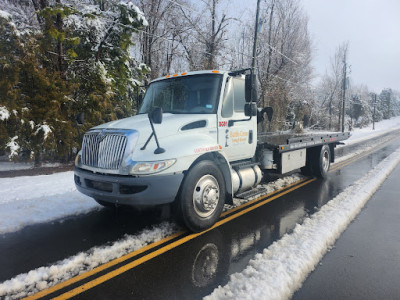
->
xmin=293 ymin=160 xmax=400 ymax=300
xmin=1 ymin=134 xmax=400 ymax=299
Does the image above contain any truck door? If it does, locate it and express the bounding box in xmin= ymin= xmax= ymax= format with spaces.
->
xmin=218 ymin=76 xmax=257 ymax=161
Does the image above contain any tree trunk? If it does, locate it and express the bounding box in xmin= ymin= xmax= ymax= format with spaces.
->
xmin=56 ymin=0 xmax=63 ymax=73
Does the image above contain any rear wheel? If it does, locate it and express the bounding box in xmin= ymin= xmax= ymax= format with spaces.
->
xmin=178 ymin=160 xmax=225 ymax=232
xmin=314 ymin=145 xmax=331 ymax=178
xmin=301 ymin=145 xmax=331 ymax=178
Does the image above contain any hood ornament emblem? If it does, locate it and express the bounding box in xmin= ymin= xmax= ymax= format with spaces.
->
xmin=97 ymin=129 xmax=107 ymax=142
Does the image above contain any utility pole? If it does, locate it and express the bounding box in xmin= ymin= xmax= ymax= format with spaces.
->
xmin=251 ymin=0 xmax=261 ymax=74
xmin=241 ymin=29 xmax=245 ymax=67
xmin=250 ymin=0 xmax=261 ymax=103
xmin=373 ymin=93 xmax=377 ymax=130
xmin=341 ymin=51 xmax=347 ymax=132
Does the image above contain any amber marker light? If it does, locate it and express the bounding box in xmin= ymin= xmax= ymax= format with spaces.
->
xmin=181 ymin=72 xmax=187 ymax=76
xmin=165 ymin=75 xmax=170 ymax=78
xmin=211 ymin=70 xmax=219 ymax=73
xmin=172 ymin=74 xmax=178 ymax=77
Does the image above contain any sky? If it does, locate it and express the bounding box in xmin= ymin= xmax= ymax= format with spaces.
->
xmin=228 ymin=0 xmax=400 ymax=93
xmin=300 ymin=0 xmax=400 ymax=93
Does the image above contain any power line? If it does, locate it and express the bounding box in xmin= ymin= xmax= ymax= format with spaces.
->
xmin=257 ymin=31 xmax=298 ymax=65
xmin=135 ymin=24 xmax=304 ymax=87
xmin=256 ymin=68 xmax=308 ymax=89
xmin=140 ymin=0 xmax=299 ymax=67
xmin=136 ymin=28 xmax=304 ymax=88
xmin=164 ymin=0 xmax=199 ymax=14
xmin=135 ymin=28 xmax=238 ymax=66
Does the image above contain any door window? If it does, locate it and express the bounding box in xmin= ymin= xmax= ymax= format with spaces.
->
xmin=221 ymin=77 xmax=246 ymax=118
xmin=221 ymin=78 xmax=233 ymax=117
xmin=233 ymin=78 xmax=245 ymax=112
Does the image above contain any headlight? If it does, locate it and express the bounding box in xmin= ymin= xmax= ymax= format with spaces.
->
xmin=130 ymin=159 xmax=176 ymax=175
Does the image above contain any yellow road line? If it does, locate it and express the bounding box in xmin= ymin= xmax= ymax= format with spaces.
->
xmin=24 ymin=177 xmax=309 ymax=300
xmin=330 ymin=155 xmax=363 ymax=172
xmin=41 ymin=178 xmax=316 ymax=300
xmin=331 ymin=145 xmax=384 ymax=172
xmin=23 ymin=232 xmax=184 ymax=300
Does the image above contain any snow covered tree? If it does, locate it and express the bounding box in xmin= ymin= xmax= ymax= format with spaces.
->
xmin=61 ymin=1 xmax=149 ymax=125
xmin=313 ymin=43 xmax=348 ymax=130
xmin=379 ymin=88 xmax=398 ymax=120
xmin=0 ymin=1 xmax=148 ymax=162
xmin=254 ymin=0 xmax=313 ymax=131
xmin=176 ymin=0 xmax=231 ymax=71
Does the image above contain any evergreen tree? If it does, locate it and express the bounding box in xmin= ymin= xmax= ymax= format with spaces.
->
xmin=0 ymin=1 xmax=148 ymax=162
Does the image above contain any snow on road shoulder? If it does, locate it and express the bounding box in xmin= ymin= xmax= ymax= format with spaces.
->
xmin=0 ymin=191 xmax=99 ymax=234
xmin=342 ymin=116 xmax=400 ymax=146
xmin=0 ymin=171 xmax=99 ymax=234
xmin=0 ymin=171 xmax=77 ymax=204
xmin=205 ymin=147 xmax=400 ymax=300
xmin=0 ymin=222 xmax=178 ymax=299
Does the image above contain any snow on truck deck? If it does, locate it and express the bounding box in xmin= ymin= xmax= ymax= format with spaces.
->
xmin=1 ymin=116 xmax=400 ymax=298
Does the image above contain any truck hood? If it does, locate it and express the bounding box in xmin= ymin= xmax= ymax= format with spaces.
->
xmin=93 ymin=113 xmax=216 ymax=145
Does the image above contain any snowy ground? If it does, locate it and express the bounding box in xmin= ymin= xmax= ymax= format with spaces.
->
xmin=341 ymin=116 xmax=400 ymax=146
xmin=1 ymin=116 xmax=400 ymax=298
xmin=0 ymin=172 xmax=99 ymax=234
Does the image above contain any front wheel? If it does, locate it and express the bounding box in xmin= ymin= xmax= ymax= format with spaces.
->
xmin=178 ymin=160 xmax=226 ymax=232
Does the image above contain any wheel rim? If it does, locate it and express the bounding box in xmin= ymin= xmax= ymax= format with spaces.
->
xmin=192 ymin=175 xmax=220 ymax=218
xmin=322 ymin=149 xmax=330 ymax=172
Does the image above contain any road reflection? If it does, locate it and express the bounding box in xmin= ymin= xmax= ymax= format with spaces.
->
xmin=0 ymin=205 xmax=172 ymax=281
xmin=98 ymin=176 xmax=342 ymax=300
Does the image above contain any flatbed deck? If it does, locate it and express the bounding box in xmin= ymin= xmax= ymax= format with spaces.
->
xmin=258 ymin=132 xmax=351 ymax=153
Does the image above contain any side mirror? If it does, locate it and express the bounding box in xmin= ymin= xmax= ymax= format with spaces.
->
xmin=148 ymin=107 xmax=163 ymax=124
xmin=245 ymin=74 xmax=256 ymax=102
xmin=75 ymin=112 xmax=84 ymax=125
xmin=244 ymin=103 xmax=257 ymax=117
xmin=264 ymin=106 xmax=273 ymax=122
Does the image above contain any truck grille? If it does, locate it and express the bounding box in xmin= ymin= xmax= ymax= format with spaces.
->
xmin=81 ymin=131 xmax=127 ymax=170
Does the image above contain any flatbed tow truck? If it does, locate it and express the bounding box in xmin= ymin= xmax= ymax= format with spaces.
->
xmin=74 ymin=69 xmax=350 ymax=232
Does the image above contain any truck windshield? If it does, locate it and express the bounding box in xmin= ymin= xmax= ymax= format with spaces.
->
xmin=139 ymin=74 xmax=222 ymax=114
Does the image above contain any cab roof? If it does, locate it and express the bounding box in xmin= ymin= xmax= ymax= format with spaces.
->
xmin=151 ymin=70 xmax=228 ymax=83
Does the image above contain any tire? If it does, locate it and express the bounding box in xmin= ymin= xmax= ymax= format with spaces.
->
xmin=178 ymin=160 xmax=226 ymax=232
xmin=313 ymin=145 xmax=331 ymax=178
